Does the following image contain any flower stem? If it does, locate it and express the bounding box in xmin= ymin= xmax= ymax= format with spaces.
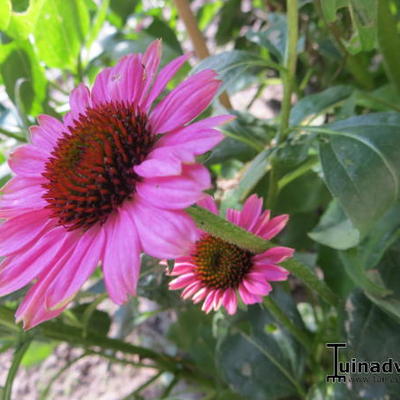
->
xmin=278 ymin=0 xmax=298 ymax=143
xmin=263 ymin=296 xmax=313 ymax=351
xmin=186 ymin=206 xmax=339 ymax=306
xmin=0 ymin=127 xmax=26 ymax=142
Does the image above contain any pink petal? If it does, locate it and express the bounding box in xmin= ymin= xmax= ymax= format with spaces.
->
xmin=136 ymin=163 xmax=211 ymax=210
xmin=91 ymin=66 xmax=113 ymax=105
xmin=192 ymin=287 xmax=208 ymax=303
xmin=102 ymin=206 xmax=141 ymax=305
xmin=30 ymin=114 xmax=64 ymax=152
xmin=202 ymin=290 xmax=216 ymax=313
xmin=153 ymin=114 xmax=231 ymax=158
xmin=242 ymin=277 xmax=272 ymax=296
xmin=226 ymin=208 xmax=240 ymax=225
xmin=169 ymin=273 xmax=197 ymax=290
xmin=0 ymin=227 xmax=75 ymax=296
xmin=143 ymin=54 xmax=189 ymax=111
xmin=253 ymin=246 xmax=294 ymax=264
xmin=8 ymin=145 xmax=48 ymax=178
xmin=197 ymin=194 xmax=218 ymax=215
xmin=238 ymin=283 xmax=263 ymax=305
xmin=45 ymin=226 xmax=105 ymax=310
xmin=258 ymin=214 xmax=289 ymax=240
xmin=0 ymin=177 xmax=47 ymax=218
xmin=69 ymin=84 xmax=91 ymax=117
xmin=170 ymin=263 xmax=195 ymax=276
xmin=140 ymin=39 xmax=162 ymax=102
xmin=181 ymin=282 xmax=202 ymax=299
xmin=252 ymin=264 xmax=289 ymax=281
xmin=150 ymin=70 xmax=220 ymax=133
xmin=222 ymin=288 xmax=238 ymax=315
xmin=238 ymin=194 xmax=263 ymax=232
xmin=0 ymin=209 xmax=52 ymax=257
xmin=212 ymin=289 xmax=224 ymax=311
xmin=131 ymin=198 xmax=199 ymax=259
xmin=108 ymin=54 xmax=145 ymax=105
xmin=252 ymin=210 xmax=271 ymax=236
xmin=15 ymin=250 xmax=72 ymax=329
xmin=134 ymin=148 xmax=184 ymax=178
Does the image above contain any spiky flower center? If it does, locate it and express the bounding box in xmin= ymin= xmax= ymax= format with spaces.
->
xmin=193 ymin=234 xmax=253 ymax=289
xmin=42 ymin=102 xmax=156 ymax=231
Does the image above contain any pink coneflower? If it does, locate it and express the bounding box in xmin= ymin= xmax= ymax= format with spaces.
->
xmin=168 ymin=195 xmax=294 ymax=314
xmin=0 ymin=40 xmax=230 ymax=329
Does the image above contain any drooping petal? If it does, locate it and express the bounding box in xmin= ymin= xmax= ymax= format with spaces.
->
xmin=0 ymin=227 xmax=75 ymax=296
xmin=222 ymin=288 xmax=238 ymax=315
xmin=0 ymin=209 xmax=52 ymax=257
xmin=238 ymin=283 xmax=263 ymax=305
xmin=45 ymin=226 xmax=105 ymax=310
xmin=131 ymin=198 xmax=199 ymax=259
xmin=136 ymin=163 xmax=210 ymax=210
xmin=169 ymin=273 xmax=197 ymax=290
xmin=150 ymin=70 xmax=220 ymax=133
xmin=102 ymin=206 xmax=141 ymax=305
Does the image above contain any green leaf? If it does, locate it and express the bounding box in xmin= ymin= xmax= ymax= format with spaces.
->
xmin=33 ymin=0 xmax=90 ymax=71
xmin=168 ymin=306 xmax=217 ymax=376
xmin=307 ymin=382 xmax=353 ymax=400
xmin=346 ymin=292 xmax=400 ymax=398
xmin=191 ymin=50 xmax=267 ymax=95
xmin=309 ymin=199 xmax=360 ymax=250
xmin=290 ymin=85 xmax=353 ymax=126
xmin=6 ymin=0 xmax=46 ymax=39
xmin=215 ymin=0 xmax=245 ymax=45
xmin=217 ymin=290 xmax=306 ymax=400
xmin=145 ymin=17 xmax=182 ymax=54
xmin=321 ymin=0 xmax=349 ymax=23
xmin=71 ymin=304 xmax=111 ymax=337
xmin=21 ymin=341 xmax=57 ymax=367
xmin=318 ymin=113 xmax=400 ymax=235
xmin=0 ymin=0 xmax=11 ymax=30
xmin=377 ymin=0 xmax=400 ymax=95
xmin=0 ymin=40 xmax=47 ymax=116
xmin=246 ymin=13 xmax=304 ymax=62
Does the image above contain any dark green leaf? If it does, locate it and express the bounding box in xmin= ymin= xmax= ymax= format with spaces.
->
xmin=71 ymin=304 xmax=111 ymax=336
xmin=318 ymin=113 xmax=400 ymax=235
xmin=217 ymin=290 xmax=306 ymax=400
xmin=168 ymin=306 xmax=217 ymax=376
xmin=377 ymin=0 xmax=400 ymax=95
xmin=309 ymin=199 xmax=360 ymax=250
xmin=109 ymin=0 xmax=137 ymax=28
xmin=346 ymin=292 xmax=400 ymax=398
xmin=215 ymin=0 xmax=244 ymax=45
xmin=145 ymin=17 xmax=182 ymax=54
xmin=290 ymin=85 xmax=353 ymax=126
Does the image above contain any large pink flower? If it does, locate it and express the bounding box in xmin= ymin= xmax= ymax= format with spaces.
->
xmin=169 ymin=195 xmax=294 ymax=314
xmin=0 ymin=40 xmax=230 ymax=329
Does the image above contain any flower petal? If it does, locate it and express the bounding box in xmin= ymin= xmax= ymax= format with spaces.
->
xmin=102 ymin=206 xmax=141 ymax=305
xmin=238 ymin=194 xmax=263 ymax=232
xmin=91 ymin=66 xmax=113 ymax=105
xmin=9 ymin=145 xmax=48 ymax=178
xmin=150 ymin=70 xmax=220 ymax=133
xmin=136 ymin=163 xmax=210 ymax=210
xmin=45 ymin=226 xmax=105 ymax=310
xmin=253 ymin=246 xmax=294 ymax=264
xmin=30 ymin=114 xmax=64 ymax=152
xmin=131 ymin=198 xmax=198 ymax=259
xmin=0 ymin=209 xmax=52 ymax=257
xmin=197 ymin=194 xmax=218 ymax=215
xmin=143 ymin=54 xmax=189 ymax=111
